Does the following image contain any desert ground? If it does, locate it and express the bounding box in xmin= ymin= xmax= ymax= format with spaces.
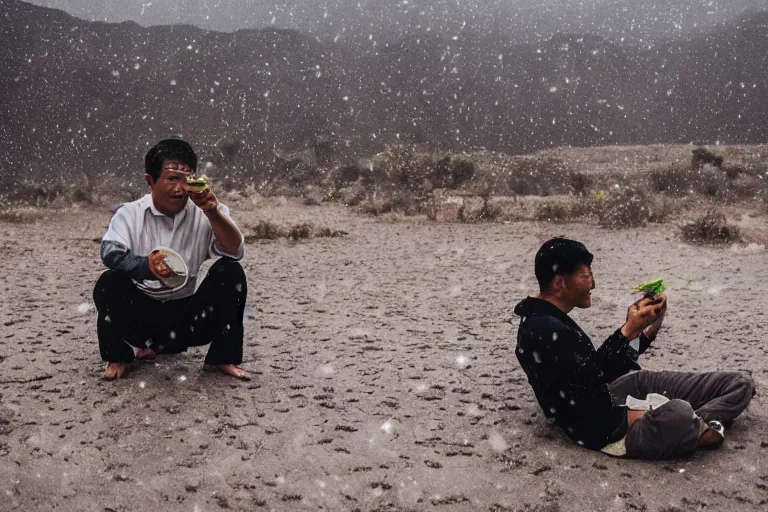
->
xmin=1 ymin=187 xmax=768 ymax=511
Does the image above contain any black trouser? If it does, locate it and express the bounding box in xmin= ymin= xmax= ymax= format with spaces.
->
xmin=93 ymin=258 xmax=247 ymax=366
xmin=609 ymin=370 xmax=755 ymax=427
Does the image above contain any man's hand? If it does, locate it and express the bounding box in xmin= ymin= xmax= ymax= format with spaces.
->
xmin=188 ymin=188 xmax=219 ymax=213
xmin=643 ymin=293 xmax=667 ymax=341
xmin=621 ymin=296 xmax=662 ymax=340
xmin=148 ymin=250 xmax=174 ymax=279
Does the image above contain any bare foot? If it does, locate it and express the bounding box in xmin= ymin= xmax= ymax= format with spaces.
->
xmin=103 ymin=362 xmax=130 ymax=380
xmin=136 ymin=348 xmax=157 ymax=360
xmin=203 ymin=364 xmax=250 ymax=381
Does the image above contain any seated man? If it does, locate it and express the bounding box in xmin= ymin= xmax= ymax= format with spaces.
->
xmin=514 ymin=237 xmax=755 ymax=459
xmin=93 ymin=138 xmax=249 ymax=380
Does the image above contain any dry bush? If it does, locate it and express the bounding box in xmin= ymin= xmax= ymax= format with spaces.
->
xmin=458 ymin=196 xmax=502 ymax=223
xmin=316 ymin=227 xmax=348 ymax=238
xmin=359 ymin=199 xmax=392 ymax=216
xmin=649 ymin=163 xmax=697 ymax=196
xmin=535 ymin=201 xmax=575 ymax=223
xmin=337 ymin=183 xmax=366 ymax=206
xmin=302 ymin=188 xmax=323 ymax=206
xmin=245 ymin=221 xmax=347 ymax=242
xmin=501 ymin=157 xmax=588 ymax=196
xmin=596 ymin=187 xmax=660 ymax=228
xmin=691 ymin=147 xmax=724 ymax=170
xmin=681 ymin=211 xmax=740 ymax=245
xmin=288 ymin=223 xmax=313 ymax=240
xmin=0 ymin=198 xmax=43 ymax=223
xmin=246 ymin=220 xmax=285 ymax=241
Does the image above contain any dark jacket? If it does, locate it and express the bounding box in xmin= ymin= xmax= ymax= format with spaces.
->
xmin=514 ymin=297 xmax=651 ymax=450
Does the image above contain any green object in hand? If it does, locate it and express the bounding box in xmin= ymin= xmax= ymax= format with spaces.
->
xmin=635 ymin=279 xmax=667 ymax=297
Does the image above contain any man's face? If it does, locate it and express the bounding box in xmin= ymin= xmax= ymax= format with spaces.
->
xmin=145 ymin=159 xmax=193 ymax=215
xmin=562 ymin=264 xmax=595 ymax=309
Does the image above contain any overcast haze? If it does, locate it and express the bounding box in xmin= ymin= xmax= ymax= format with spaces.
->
xmin=27 ymin=0 xmax=768 ymax=41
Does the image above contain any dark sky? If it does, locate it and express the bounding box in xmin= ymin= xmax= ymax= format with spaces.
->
xmin=26 ymin=1 xmax=768 ymax=40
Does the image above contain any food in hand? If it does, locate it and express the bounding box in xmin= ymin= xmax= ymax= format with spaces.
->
xmin=186 ymin=175 xmax=209 ymax=193
xmin=635 ymin=279 xmax=667 ymax=298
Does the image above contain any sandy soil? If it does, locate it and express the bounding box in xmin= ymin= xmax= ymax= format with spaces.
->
xmin=1 ymin=198 xmax=767 ymax=512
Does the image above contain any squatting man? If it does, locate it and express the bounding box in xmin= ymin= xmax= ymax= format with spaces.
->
xmin=93 ymin=139 xmax=250 ymax=380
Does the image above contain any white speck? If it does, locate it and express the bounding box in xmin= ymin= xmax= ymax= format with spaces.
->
xmin=226 ymin=324 xmax=231 ymax=330
xmin=169 ymin=331 xmax=176 ymax=340
xmin=170 ymin=79 xmax=176 ymax=86
xmin=549 ymin=86 xmax=558 ymax=93
xmin=315 ymin=479 xmax=326 ymax=488
xmin=549 ymin=407 xmax=556 ymax=414
xmin=104 ymin=315 xmax=111 ymax=323
xmin=705 ymin=285 xmax=728 ymax=296
xmin=467 ymin=404 xmax=483 ymax=417
xmin=449 ymin=285 xmax=462 ymax=297
xmin=552 ymin=332 xmax=558 ymax=341
xmin=488 ymin=431 xmax=508 ymax=452
xmin=276 ymin=476 xmax=286 ymax=485
xmin=532 ymin=351 xmax=542 ymax=364
xmin=316 ymin=364 xmax=335 ymax=378
xmin=559 ymin=390 xmax=566 ymax=399
xmin=415 ymin=383 xmax=428 ymax=392
xmin=76 ymin=303 xmax=91 ymax=314
xmin=380 ymin=419 xmax=394 ymax=434
xmin=678 ymin=468 xmax=685 ymax=473
xmin=235 ymin=283 xmax=243 ymax=292
xmin=178 ymin=375 xmax=187 ymax=382
xmin=139 ymin=381 xmax=146 ymax=389
xmin=455 ymin=354 xmax=469 ymax=369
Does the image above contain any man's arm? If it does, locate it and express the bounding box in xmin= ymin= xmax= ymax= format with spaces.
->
xmin=100 ymin=240 xmax=155 ymax=281
xmin=99 ymin=205 xmax=155 ymax=281
xmin=206 ymin=206 xmax=244 ymax=257
xmin=188 ymin=188 xmax=244 ymax=258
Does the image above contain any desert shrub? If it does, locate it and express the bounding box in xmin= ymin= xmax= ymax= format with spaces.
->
xmin=723 ymin=164 xmax=746 ymax=180
xmin=302 ymin=187 xmax=323 ymax=205
xmin=691 ymin=147 xmax=724 ymax=170
xmin=322 ymin=189 xmax=338 ymax=203
xmin=535 ymin=201 xmax=573 ymax=222
xmin=503 ymin=157 xmax=584 ymax=196
xmin=359 ymin=199 xmax=392 ymax=216
xmin=332 ymin=163 xmax=367 ymax=187
xmin=288 ymin=223 xmax=313 ymax=240
xmin=0 ymin=197 xmax=42 ymax=223
xmin=450 ymin=158 xmax=476 ymax=189
xmin=247 ymin=221 xmax=285 ymax=241
xmin=649 ymin=163 xmax=696 ymax=196
xmin=315 ymin=227 xmax=348 ymax=238
xmin=681 ymin=211 xmax=740 ymax=245
xmin=7 ymin=181 xmax=66 ymax=204
xmin=244 ymin=221 xmax=346 ymax=241
xmin=650 ymin=163 xmax=733 ymax=199
xmin=337 ymin=183 xmax=366 ymax=206
xmin=597 ymin=187 xmax=659 ymax=228
xmin=458 ymin=196 xmax=502 ymax=222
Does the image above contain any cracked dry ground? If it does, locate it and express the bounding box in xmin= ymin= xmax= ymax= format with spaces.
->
xmin=1 ymin=199 xmax=767 ymax=511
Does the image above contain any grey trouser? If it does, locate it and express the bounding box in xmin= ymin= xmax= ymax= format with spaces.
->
xmin=608 ymin=371 xmax=755 ymax=460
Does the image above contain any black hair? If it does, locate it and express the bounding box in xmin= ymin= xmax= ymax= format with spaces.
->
xmin=534 ymin=237 xmax=594 ymax=292
xmin=144 ymin=139 xmax=197 ymax=180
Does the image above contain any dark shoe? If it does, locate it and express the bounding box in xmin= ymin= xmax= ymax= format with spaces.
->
xmin=699 ymin=420 xmax=725 ymax=449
